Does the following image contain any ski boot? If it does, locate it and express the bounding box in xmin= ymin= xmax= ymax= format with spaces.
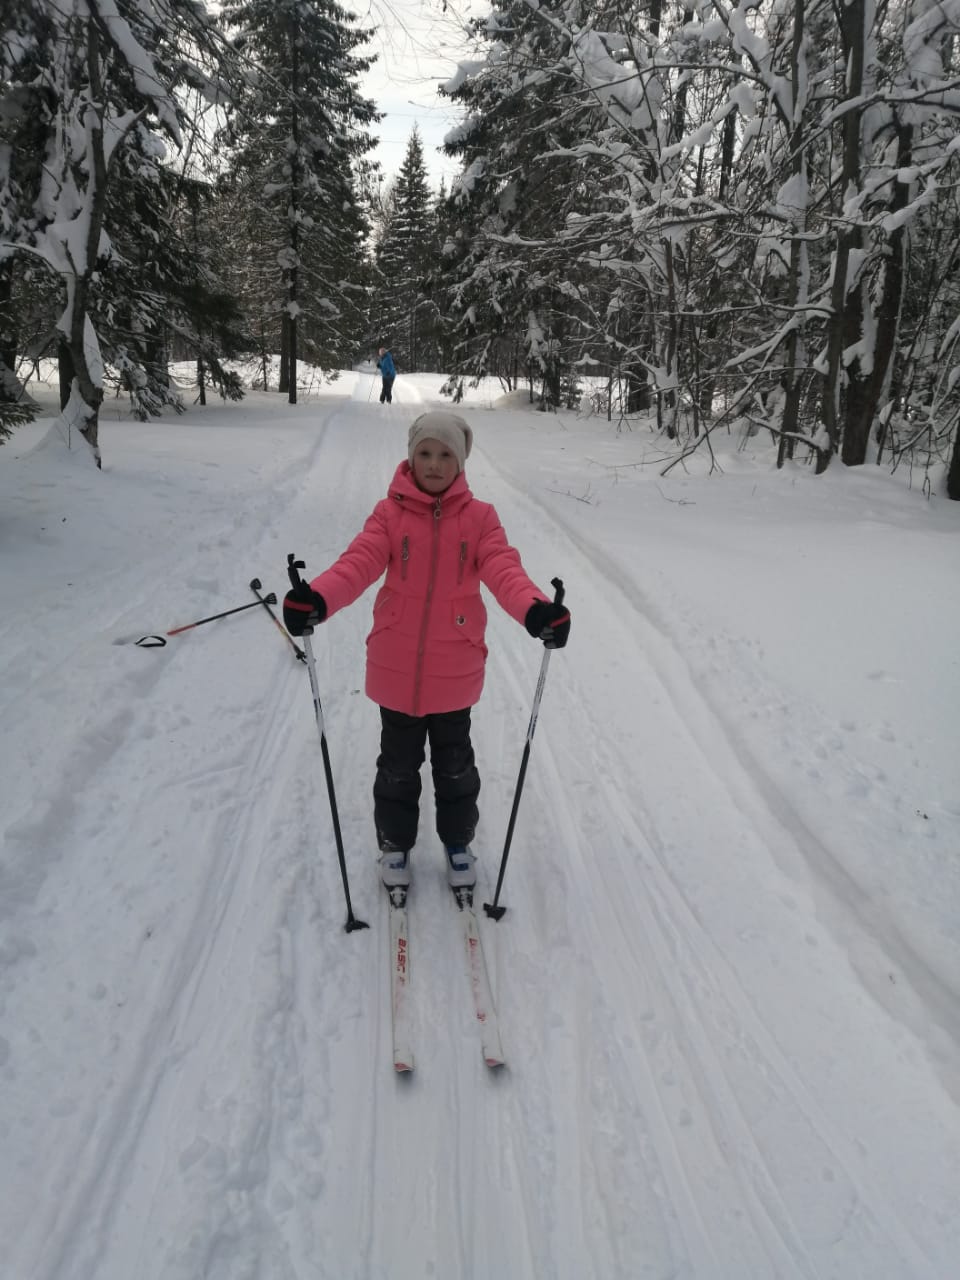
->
xmin=379 ymin=845 xmax=411 ymax=893
xmin=444 ymin=843 xmax=477 ymax=890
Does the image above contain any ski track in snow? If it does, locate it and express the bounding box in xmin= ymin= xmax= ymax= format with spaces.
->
xmin=496 ymin=438 xmax=960 ymax=1095
xmin=4 ymin=399 xmax=360 ymax=1279
xmin=2 ymin=379 xmax=958 ymax=1279
xmin=466 ymin=449 xmax=952 ymax=1279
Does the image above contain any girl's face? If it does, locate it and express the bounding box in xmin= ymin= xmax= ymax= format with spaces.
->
xmin=412 ymin=438 xmax=459 ymax=494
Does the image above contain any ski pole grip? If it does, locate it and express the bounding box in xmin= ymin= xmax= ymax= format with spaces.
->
xmin=551 ymin=577 xmax=565 ymax=607
xmin=287 ymin=553 xmax=307 ymax=591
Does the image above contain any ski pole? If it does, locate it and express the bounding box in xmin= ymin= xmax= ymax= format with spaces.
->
xmin=132 ymin=597 xmax=275 ymax=648
xmin=484 ymin=577 xmax=565 ymax=922
xmin=250 ymin=577 xmax=306 ymax=662
xmin=287 ymin=553 xmax=368 ymax=934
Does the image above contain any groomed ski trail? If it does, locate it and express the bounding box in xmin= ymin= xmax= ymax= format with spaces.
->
xmin=466 ymin=437 xmax=959 ymax=1278
xmin=3 ymin=382 xmax=958 ymax=1279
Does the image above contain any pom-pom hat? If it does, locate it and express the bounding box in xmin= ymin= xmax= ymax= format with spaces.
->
xmin=407 ymin=411 xmax=473 ymax=473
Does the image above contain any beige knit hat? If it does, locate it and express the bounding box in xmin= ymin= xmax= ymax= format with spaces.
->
xmin=407 ymin=411 xmax=474 ymax=473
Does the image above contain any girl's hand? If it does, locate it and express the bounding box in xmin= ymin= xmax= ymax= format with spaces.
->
xmin=283 ymin=585 xmax=327 ymax=636
xmin=524 ymin=600 xmax=571 ymax=649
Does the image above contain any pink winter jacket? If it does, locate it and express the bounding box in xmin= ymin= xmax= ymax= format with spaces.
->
xmin=310 ymin=462 xmax=550 ymax=716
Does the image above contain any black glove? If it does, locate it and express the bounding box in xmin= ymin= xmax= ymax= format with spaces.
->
xmin=283 ymin=583 xmax=327 ymax=636
xmin=524 ymin=599 xmax=571 ymax=649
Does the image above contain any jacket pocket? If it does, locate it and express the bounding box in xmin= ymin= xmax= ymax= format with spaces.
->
xmin=450 ymin=595 xmax=487 ymax=647
xmin=370 ymin=588 xmax=405 ymax=636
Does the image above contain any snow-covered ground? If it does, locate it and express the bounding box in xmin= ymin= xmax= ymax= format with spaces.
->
xmin=2 ymin=367 xmax=958 ymax=1279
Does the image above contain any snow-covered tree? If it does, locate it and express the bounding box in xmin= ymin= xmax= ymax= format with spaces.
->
xmin=1 ymin=0 xmax=229 ymax=462
xmin=441 ymin=0 xmax=960 ymax=485
xmin=441 ymin=0 xmax=616 ymax=407
xmin=1 ymin=4 xmax=56 ymax=434
xmin=374 ymin=127 xmax=443 ymax=371
xmin=220 ymin=0 xmax=378 ymax=401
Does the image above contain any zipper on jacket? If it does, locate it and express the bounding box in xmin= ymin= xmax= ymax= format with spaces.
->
xmin=401 ymin=534 xmax=409 ymax=581
xmin=412 ymin=499 xmax=443 ymax=715
xmin=457 ymin=539 xmax=467 ymax=585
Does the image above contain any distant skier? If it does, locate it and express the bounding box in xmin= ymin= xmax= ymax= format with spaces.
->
xmin=282 ymin=411 xmax=571 ymax=893
xmin=376 ymin=345 xmax=396 ymax=403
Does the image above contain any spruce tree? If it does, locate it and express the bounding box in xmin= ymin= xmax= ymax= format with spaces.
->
xmin=440 ymin=0 xmax=603 ymax=407
xmin=220 ymin=0 xmax=378 ymax=400
xmin=1 ymin=0 xmax=231 ymax=461
xmin=374 ymin=127 xmax=441 ymax=371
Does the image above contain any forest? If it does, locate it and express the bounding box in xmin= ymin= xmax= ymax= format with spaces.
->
xmin=2 ymin=0 xmax=960 ymax=495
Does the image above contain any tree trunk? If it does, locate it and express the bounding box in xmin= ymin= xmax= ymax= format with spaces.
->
xmin=856 ymin=118 xmax=912 ymax=460
xmin=279 ymin=316 xmax=290 ymax=393
xmin=58 ymin=336 xmax=75 ymax=410
xmin=288 ymin=298 xmax=298 ymax=404
xmin=67 ymin=269 xmax=105 ymax=459
xmin=778 ymin=0 xmax=808 ymax=468
xmin=52 ymin=20 xmax=114 ymax=464
xmin=947 ymin=424 xmax=960 ymax=499
xmin=718 ymin=101 xmax=737 ymax=205
xmin=821 ymin=0 xmax=869 ymax=471
xmin=144 ymin=324 xmax=169 ymax=404
xmin=287 ymin=17 xmax=300 ymax=406
xmin=661 ymin=241 xmax=679 ymax=437
xmin=259 ymin=320 xmax=270 ymax=391
xmin=625 ymin=365 xmax=651 ymax=413
xmin=0 ymin=260 xmax=17 ymax=401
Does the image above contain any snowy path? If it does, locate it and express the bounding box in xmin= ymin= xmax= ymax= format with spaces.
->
xmin=2 ymin=378 xmax=958 ymax=1278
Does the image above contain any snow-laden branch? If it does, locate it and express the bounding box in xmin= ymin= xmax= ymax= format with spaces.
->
xmin=89 ymin=0 xmax=183 ymax=145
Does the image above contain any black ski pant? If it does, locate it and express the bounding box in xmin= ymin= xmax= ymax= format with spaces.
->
xmin=374 ymin=707 xmax=480 ymax=853
xmin=379 ymin=374 xmax=395 ymax=403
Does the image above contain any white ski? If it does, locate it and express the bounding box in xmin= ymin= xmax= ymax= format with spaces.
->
xmin=388 ymin=898 xmax=414 ymax=1073
xmin=456 ymin=892 xmax=505 ymax=1068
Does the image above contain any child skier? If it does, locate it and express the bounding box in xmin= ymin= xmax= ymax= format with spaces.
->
xmin=283 ymin=411 xmax=571 ymax=892
xmin=376 ymin=346 xmax=396 ymax=403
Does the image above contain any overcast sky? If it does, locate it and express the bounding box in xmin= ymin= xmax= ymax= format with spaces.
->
xmin=356 ymin=0 xmax=481 ymax=192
